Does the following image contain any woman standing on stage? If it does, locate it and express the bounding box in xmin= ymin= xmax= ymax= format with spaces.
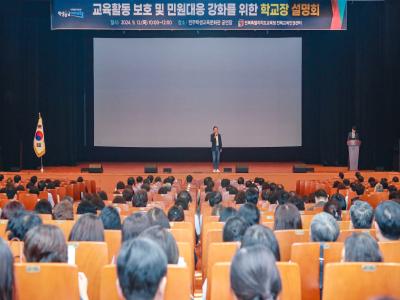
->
xmin=210 ymin=126 xmax=222 ymax=173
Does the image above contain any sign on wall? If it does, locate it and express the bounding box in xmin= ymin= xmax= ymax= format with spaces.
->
xmin=51 ymin=0 xmax=347 ymax=30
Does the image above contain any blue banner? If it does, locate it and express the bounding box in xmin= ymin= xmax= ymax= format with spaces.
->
xmin=51 ymin=0 xmax=347 ymax=30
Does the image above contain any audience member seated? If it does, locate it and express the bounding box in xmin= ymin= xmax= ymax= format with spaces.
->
xmin=23 ymin=224 xmax=89 ymax=300
xmin=310 ymin=212 xmax=340 ymax=242
xmin=97 ymin=191 xmax=108 ymax=201
xmin=122 ymin=212 xmax=151 ymax=242
xmin=323 ymin=200 xmax=342 ymax=221
xmin=176 ymin=190 xmax=192 ymax=206
xmin=223 ymin=216 xmax=249 ymax=242
xmin=167 ymin=205 xmax=185 ymax=222
xmin=147 ymin=208 xmax=170 ymax=229
xmin=374 ymin=200 xmax=400 ymax=241
xmin=139 ymin=225 xmax=180 ymax=264
xmin=69 ymin=213 xmax=105 ymax=242
xmin=314 ymin=189 xmax=329 ymax=208
xmin=100 ymin=206 xmax=122 ymax=230
xmin=1 ymin=201 xmax=25 ymax=220
xmin=6 ymin=211 xmax=42 ymax=241
xmin=230 ymin=245 xmax=282 ymax=300
xmin=244 ymin=188 xmax=259 ymax=205
xmin=241 ymin=224 xmax=281 ymax=261
xmin=34 ymin=199 xmax=53 ymax=215
xmin=238 ymin=203 xmax=260 ymax=226
xmin=350 ymin=200 xmax=373 ymax=229
xmin=117 ymin=238 xmax=167 ymax=300
xmin=234 ymin=191 xmax=246 ymax=205
xmin=343 ymin=232 xmax=383 ymax=262
xmin=351 ymin=183 xmax=365 ymax=204
xmin=132 ymin=190 xmax=148 ymax=208
xmin=76 ymin=201 xmax=97 ymax=215
xmin=288 ymin=195 xmax=305 ymax=211
xmin=207 ymin=192 xmax=222 ymax=207
xmin=0 ymin=237 xmax=15 ymax=299
xmin=122 ymin=188 xmax=134 ymax=203
xmin=113 ymin=195 xmax=126 ymax=204
xmin=115 ymin=181 xmax=126 ymax=194
xmin=53 ymin=200 xmax=74 ymax=220
xmin=273 ymin=203 xmax=302 ymax=230
xmin=219 ymin=207 xmax=238 ymax=222
xmin=175 ymin=199 xmax=189 ymax=211
xmin=330 ymin=192 xmax=347 ymax=210
xmin=88 ymin=193 xmax=105 ymax=211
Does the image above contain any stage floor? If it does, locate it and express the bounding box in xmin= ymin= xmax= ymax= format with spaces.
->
xmin=26 ymin=162 xmax=351 ymax=174
xmin=2 ymin=162 xmax=399 ymax=195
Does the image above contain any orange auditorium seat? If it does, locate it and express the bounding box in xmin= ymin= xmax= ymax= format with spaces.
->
xmin=290 ymin=242 xmax=343 ymax=300
xmin=274 ymin=229 xmax=310 ymax=261
xmin=323 ymin=263 xmax=400 ymax=300
xmin=15 ymin=263 xmax=79 ymax=300
xmin=68 ymin=241 xmax=108 ymax=300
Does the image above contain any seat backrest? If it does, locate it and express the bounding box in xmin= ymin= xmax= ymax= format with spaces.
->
xmin=337 ymin=229 xmax=376 ymax=242
xmin=177 ymin=242 xmax=194 ymax=292
xmin=202 ymin=229 xmax=223 ymax=279
xmin=209 ymin=262 xmax=302 ymax=300
xmin=169 ymin=228 xmax=194 ymax=251
xmin=323 ymin=263 xmax=400 ymax=300
xmin=379 ymin=241 xmax=400 ymax=263
xmin=300 ymin=214 xmax=314 ymax=229
xmin=68 ymin=241 xmax=108 ymax=300
xmin=43 ymin=219 xmax=75 ymax=240
xmin=205 ymin=242 xmax=239 ymax=299
xmin=20 ymin=193 xmax=38 ymax=211
xmin=276 ymin=262 xmax=302 ymax=300
xmin=0 ymin=219 xmax=8 ymax=240
xmin=15 ymin=263 xmax=79 ymax=300
xmin=274 ymin=230 xmax=311 ymax=261
xmin=104 ymin=230 xmax=122 ymax=263
xmin=100 ymin=264 xmax=191 ymax=300
xmin=290 ymin=242 xmax=343 ymax=300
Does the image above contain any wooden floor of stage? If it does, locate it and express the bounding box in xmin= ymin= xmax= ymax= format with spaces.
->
xmin=2 ymin=162 xmax=399 ymax=195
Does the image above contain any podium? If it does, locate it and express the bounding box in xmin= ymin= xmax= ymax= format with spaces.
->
xmin=347 ymin=139 xmax=361 ymax=171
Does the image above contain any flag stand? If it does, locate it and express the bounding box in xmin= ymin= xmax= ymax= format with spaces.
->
xmin=40 ymin=157 xmax=44 ymax=173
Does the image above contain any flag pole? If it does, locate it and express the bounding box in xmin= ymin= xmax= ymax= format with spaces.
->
xmin=40 ymin=157 xmax=44 ymax=173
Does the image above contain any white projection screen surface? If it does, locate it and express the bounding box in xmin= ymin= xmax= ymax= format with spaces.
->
xmin=93 ymin=37 xmax=302 ymax=147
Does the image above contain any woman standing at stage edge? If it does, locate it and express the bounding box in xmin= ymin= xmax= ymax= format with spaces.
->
xmin=211 ymin=126 xmax=222 ymax=173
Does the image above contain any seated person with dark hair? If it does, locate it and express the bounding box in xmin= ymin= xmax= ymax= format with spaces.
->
xmin=374 ymin=200 xmax=400 ymax=241
xmin=244 ymin=187 xmax=259 ymax=205
xmin=100 ymin=206 xmax=122 ymax=230
xmin=207 ymin=191 xmax=222 ymax=207
xmin=76 ymin=200 xmax=97 ymax=215
xmin=132 ymin=190 xmax=148 ymax=208
xmin=219 ymin=207 xmax=238 ymax=222
xmin=168 ymin=205 xmax=185 ymax=222
xmin=238 ymin=203 xmax=260 ymax=226
xmin=139 ymin=225 xmax=180 ymax=265
xmin=241 ymin=224 xmax=280 ymax=261
xmin=234 ymin=191 xmax=246 ymax=205
xmin=323 ymin=200 xmax=342 ymax=221
xmin=274 ymin=203 xmax=302 ymax=230
xmin=230 ymin=245 xmax=281 ymax=300
xmin=223 ymin=216 xmax=249 ymax=242
xmin=343 ymin=232 xmax=383 ymax=262
xmin=122 ymin=212 xmax=151 ymax=242
xmin=351 ymin=183 xmax=365 ymax=204
xmin=122 ymin=188 xmax=134 ymax=203
xmin=176 ymin=190 xmax=192 ymax=207
xmin=147 ymin=207 xmax=170 ymax=229
xmin=314 ymin=189 xmax=328 ymax=208
xmin=6 ymin=211 xmax=42 ymax=241
xmin=34 ymin=199 xmax=52 ymax=215
xmin=117 ymin=238 xmax=167 ymax=300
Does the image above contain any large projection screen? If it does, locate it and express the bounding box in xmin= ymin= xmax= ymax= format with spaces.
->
xmin=94 ymin=37 xmax=302 ymax=147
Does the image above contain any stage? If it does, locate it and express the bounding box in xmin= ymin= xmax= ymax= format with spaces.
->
xmin=1 ymin=162 xmax=399 ymax=195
